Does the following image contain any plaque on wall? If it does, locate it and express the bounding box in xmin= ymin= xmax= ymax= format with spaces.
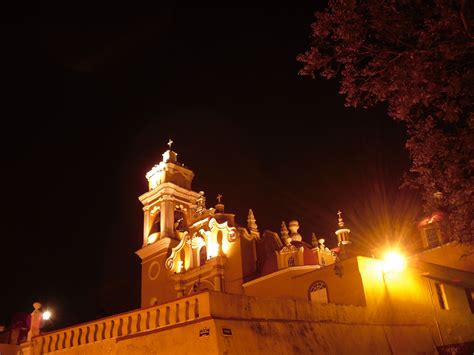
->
xmin=199 ymin=327 xmax=210 ymax=337
xmin=222 ymin=327 xmax=232 ymax=336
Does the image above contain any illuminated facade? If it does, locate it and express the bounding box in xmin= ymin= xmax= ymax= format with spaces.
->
xmin=17 ymin=146 xmax=474 ymax=354
xmin=134 ymin=146 xmax=353 ymax=309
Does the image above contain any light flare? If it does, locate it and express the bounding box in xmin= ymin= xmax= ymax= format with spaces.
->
xmin=382 ymin=251 xmax=406 ymax=273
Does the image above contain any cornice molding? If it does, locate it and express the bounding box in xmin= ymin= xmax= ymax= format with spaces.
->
xmin=135 ymin=237 xmax=174 ymax=260
xmin=171 ymin=256 xmax=226 ymax=282
xmin=139 ymin=182 xmax=202 ymax=206
xmin=242 ymin=265 xmax=320 ymax=288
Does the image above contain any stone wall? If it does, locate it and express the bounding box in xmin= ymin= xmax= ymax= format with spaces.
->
xmin=0 ymin=343 xmax=20 ymax=355
xmin=22 ymin=292 xmax=210 ymax=355
xmin=21 ymin=291 xmax=445 ymax=354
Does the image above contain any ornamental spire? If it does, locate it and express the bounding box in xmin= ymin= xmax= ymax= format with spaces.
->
xmin=247 ymin=209 xmax=258 ymax=232
xmin=281 ymin=221 xmax=291 ymax=245
xmin=281 ymin=221 xmax=289 ymax=238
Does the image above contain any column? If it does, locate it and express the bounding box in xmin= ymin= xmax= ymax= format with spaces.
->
xmin=160 ymin=197 xmax=174 ymax=238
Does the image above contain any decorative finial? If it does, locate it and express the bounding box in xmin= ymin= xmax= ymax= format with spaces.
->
xmin=288 ymin=220 xmax=302 ymax=242
xmin=217 ymin=194 xmax=223 ymax=204
xmin=28 ymin=302 xmax=43 ymax=340
xmin=318 ymin=238 xmax=326 ymax=248
xmin=247 ymin=209 xmax=258 ymax=231
xmin=195 ymin=191 xmax=206 ymax=215
xmin=167 ymin=139 xmax=174 ymax=149
xmin=311 ymin=233 xmax=318 ymax=248
xmin=337 ymin=210 xmax=345 ymax=228
xmin=281 ymin=222 xmax=290 ymax=245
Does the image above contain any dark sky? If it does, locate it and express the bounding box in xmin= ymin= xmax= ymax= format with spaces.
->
xmin=1 ymin=3 xmax=420 ymax=329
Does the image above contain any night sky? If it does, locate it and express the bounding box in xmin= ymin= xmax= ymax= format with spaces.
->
xmin=1 ymin=3 xmax=420 ymax=329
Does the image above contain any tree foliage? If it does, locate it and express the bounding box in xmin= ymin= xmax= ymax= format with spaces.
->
xmin=298 ymin=0 xmax=474 ymax=242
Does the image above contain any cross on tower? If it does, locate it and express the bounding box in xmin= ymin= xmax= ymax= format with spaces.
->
xmin=217 ymin=194 xmax=223 ymax=204
xmin=337 ymin=210 xmax=345 ymax=228
xmin=167 ymin=139 xmax=173 ymax=149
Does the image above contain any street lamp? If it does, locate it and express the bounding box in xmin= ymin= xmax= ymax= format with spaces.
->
xmin=382 ymin=251 xmax=406 ymax=274
xmin=42 ymin=310 xmax=52 ymax=321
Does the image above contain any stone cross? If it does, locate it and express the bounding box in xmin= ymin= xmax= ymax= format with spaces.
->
xmin=217 ymin=194 xmax=223 ymax=203
xmin=167 ymin=139 xmax=173 ymax=149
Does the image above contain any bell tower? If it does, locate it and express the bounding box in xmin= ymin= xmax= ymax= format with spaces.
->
xmin=135 ymin=141 xmax=202 ymax=307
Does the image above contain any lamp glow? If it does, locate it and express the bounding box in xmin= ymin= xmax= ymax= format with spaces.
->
xmin=147 ymin=233 xmax=158 ymax=244
xmin=207 ymin=242 xmax=218 ymax=259
xmin=382 ymin=251 xmax=406 ymax=273
xmin=42 ymin=310 xmax=52 ymax=320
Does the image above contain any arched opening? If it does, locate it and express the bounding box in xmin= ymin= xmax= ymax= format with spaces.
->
xmin=199 ymin=245 xmax=207 ymax=266
xmin=288 ymin=256 xmax=295 ymax=267
xmin=194 ymin=299 xmax=200 ymax=318
xmin=147 ymin=212 xmax=160 ymax=244
xmin=217 ymin=230 xmax=223 ymax=255
xmin=174 ymin=210 xmax=186 ymax=232
xmin=179 ymin=248 xmax=186 ymax=272
xmin=308 ymin=281 xmax=329 ymax=303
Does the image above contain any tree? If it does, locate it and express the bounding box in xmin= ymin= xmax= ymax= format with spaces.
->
xmin=298 ymin=0 xmax=474 ymax=243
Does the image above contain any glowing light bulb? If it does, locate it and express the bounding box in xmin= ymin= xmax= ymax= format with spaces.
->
xmin=42 ymin=310 xmax=52 ymax=320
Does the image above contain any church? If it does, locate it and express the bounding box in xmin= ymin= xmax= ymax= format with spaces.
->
xmin=10 ymin=144 xmax=474 ymax=354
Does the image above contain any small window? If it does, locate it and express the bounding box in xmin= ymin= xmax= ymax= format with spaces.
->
xmin=434 ymin=283 xmax=449 ymax=310
xmin=321 ymin=255 xmax=326 ymax=266
xmin=425 ymin=228 xmax=439 ymax=248
xmin=466 ymin=289 xmax=474 ymax=314
xmin=174 ymin=211 xmax=186 ymax=231
xmin=288 ymin=256 xmax=295 ymax=267
xmin=309 ymin=281 xmax=328 ymax=303
xmin=150 ymin=213 xmax=161 ymax=234
xmin=199 ymin=246 xmax=207 ymax=266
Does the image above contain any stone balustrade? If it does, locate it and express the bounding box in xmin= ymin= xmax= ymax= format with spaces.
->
xmin=32 ymin=292 xmax=210 ymax=354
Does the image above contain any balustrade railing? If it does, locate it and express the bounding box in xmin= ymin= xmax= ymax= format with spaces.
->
xmin=33 ymin=292 xmax=209 ymax=353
